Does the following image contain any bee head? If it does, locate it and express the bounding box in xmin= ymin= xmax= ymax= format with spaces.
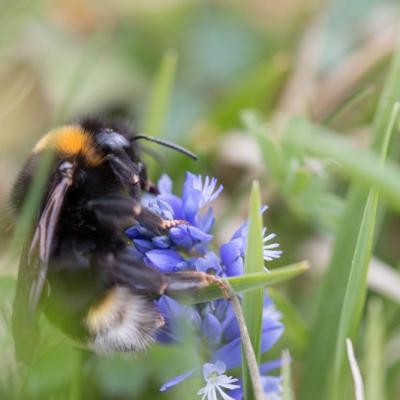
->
xmin=79 ymin=117 xmax=197 ymax=193
xmin=13 ymin=118 xmax=198 ymax=212
xmin=92 ymin=129 xmax=139 ymax=188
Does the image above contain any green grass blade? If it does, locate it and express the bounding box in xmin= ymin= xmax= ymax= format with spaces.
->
xmin=282 ymin=350 xmax=294 ymax=400
xmin=183 ymin=261 xmax=309 ymax=305
xmin=142 ymin=49 xmax=178 ymax=136
xmin=299 ymin=35 xmax=400 ymax=400
xmin=332 ymin=189 xmax=379 ymax=393
xmin=364 ymin=299 xmax=386 ymax=400
xmin=333 ymin=103 xmax=398 ymax=392
xmin=241 ymin=181 xmax=266 ymax=400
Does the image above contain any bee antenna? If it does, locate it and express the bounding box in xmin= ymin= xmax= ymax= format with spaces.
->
xmin=131 ymin=134 xmax=198 ymax=161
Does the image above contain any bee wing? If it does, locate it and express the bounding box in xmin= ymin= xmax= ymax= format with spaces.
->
xmin=26 ymin=174 xmax=72 ymax=313
xmin=12 ymin=169 xmax=74 ymax=362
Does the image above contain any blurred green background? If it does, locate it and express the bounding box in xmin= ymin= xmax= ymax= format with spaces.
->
xmin=1 ymin=0 xmax=400 ymax=399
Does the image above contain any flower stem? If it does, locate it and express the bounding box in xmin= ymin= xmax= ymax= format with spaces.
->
xmin=224 ymin=280 xmax=264 ymax=400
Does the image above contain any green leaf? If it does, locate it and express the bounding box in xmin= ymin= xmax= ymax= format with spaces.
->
xmin=332 ymin=102 xmax=398 ymax=395
xmin=332 ymin=189 xmax=379 ymax=394
xmin=142 ymin=49 xmax=178 ymax=136
xmin=183 ymin=262 xmax=309 ymax=305
xmin=364 ymin=299 xmax=386 ymax=400
xmin=241 ymin=181 xmax=267 ymax=400
xmin=299 ymin=34 xmax=400 ymax=400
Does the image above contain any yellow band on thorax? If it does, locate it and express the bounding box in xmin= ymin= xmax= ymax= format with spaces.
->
xmin=34 ymin=125 xmax=103 ymax=166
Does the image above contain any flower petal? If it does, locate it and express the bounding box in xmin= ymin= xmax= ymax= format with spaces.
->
xmin=201 ymin=312 xmax=223 ymax=347
xmin=133 ymin=239 xmax=154 ymax=253
xmin=146 ymin=249 xmax=184 ymax=272
xmin=260 ymin=358 xmax=283 ymax=374
xmin=169 ymin=225 xmax=213 ymax=249
xmin=152 ymin=235 xmax=171 ymax=249
xmin=125 ymin=224 xmax=153 ymax=239
xmin=221 ymin=305 xmax=240 ymax=342
xmin=158 ymin=193 xmax=184 ymax=219
xmin=261 ymin=375 xmax=283 ymax=396
xmin=260 ymin=320 xmax=285 ymax=354
xmin=195 ymin=252 xmax=222 ymax=275
xmin=220 ymin=240 xmax=243 ymax=277
xmin=212 ymin=338 xmax=241 ymax=369
xmin=148 ymin=199 xmax=175 ymax=220
xmin=160 ymin=370 xmax=195 ymax=392
xmin=158 ymin=174 xmax=173 ymax=194
xmin=196 ymin=207 xmax=215 ymax=233
xmin=220 ymin=240 xmax=241 ymax=266
xmin=156 ymin=296 xmax=201 ymax=343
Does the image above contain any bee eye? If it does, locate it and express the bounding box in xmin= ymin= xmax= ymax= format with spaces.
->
xmin=98 ymin=130 xmax=130 ymax=150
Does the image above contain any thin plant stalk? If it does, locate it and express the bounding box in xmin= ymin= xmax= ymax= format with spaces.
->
xmin=225 ymin=280 xmax=264 ymax=400
xmin=346 ymin=339 xmax=365 ymax=400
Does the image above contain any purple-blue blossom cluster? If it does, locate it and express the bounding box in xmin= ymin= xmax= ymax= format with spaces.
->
xmin=126 ymin=172 xmax=283 ymax=400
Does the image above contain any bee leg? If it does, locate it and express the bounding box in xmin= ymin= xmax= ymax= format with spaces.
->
xmin=100 ymin=251 xmax=168 ymax=295
xmin=88 ymin=196 xmax=186 ymax=235
xmin=143 ymin=179 xmax=159 ymax=195
xmin=134 ymin=205 xmax=187 ymax=234
xmin=164 ymin=271 xmax=230 ymax=299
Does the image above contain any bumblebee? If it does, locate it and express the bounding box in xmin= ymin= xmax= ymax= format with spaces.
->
xmin=11 ymin=118 xmax=222 ymax=363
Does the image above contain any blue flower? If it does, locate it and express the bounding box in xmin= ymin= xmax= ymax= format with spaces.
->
xmin=220 ymin=214 xmax=282 ymax=275
xmin=196 ymin=361 xmax=240 ymax=400
xmin=169 ymin=225 xmax=213 ymax=249
xmin=126 ymin=172 xmax=283 ymax=400
xmin=158 ymin=172 xmax=221 ymax=231
xmin=220 ymin=238 xmax=244 ymax=277
xmin=127 ymin=173 xmax=221 ymax=267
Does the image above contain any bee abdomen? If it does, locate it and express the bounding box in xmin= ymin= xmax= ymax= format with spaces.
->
xmin=85 ymin=287 xmax=164 ymax=354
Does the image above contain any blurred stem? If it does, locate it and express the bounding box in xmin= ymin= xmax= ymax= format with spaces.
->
xmin=225 ymin=280 xmax=264 ymax=400
xmin=143 ymin=49 xmax=178 ymax=136
xmin=323 ymin=85 xmax=375 ymax=125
